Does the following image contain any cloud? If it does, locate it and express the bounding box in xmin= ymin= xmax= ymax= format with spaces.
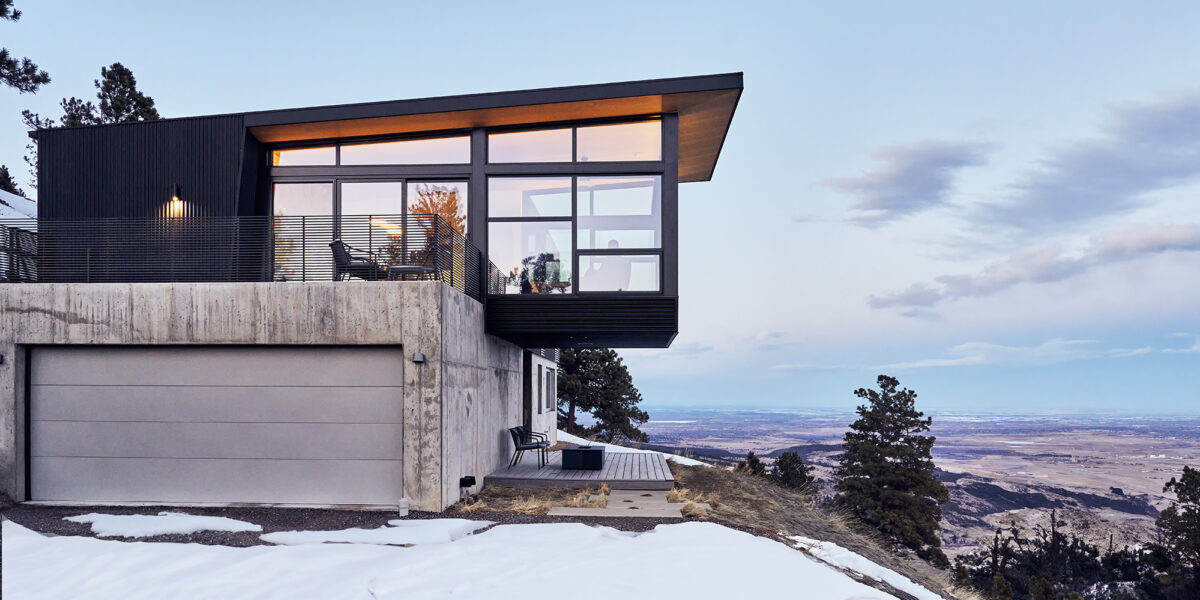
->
xmin=879 ymin=339 xmax=1099 ymax=369
xmin=867 ymin=223 xmax=1200 ymax=309
xmin=1110 ymin=346 xmax=1153 ymax=358
xmin=769 ymin=363 xmax=849 ymax=371
xmin=669 ymin=342 xmax=715 ymax=359
xmin=1163 ymin=336 xmax=1200 ymax=354
xmin=981 ymin=92 xmax=1200 ymax=233
xmin=829 ymin=140 xmax=993 ymax=225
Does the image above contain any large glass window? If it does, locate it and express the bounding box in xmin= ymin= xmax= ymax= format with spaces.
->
xmin=579 ymin=255 xmax=660 ymax=292
xmin=272 ymin=182 xmax=333 ymax=216
xmin=341 ymin=136 xmax=469 ymax=165
xmin=488 ymin=128 xmax=572 ymax=163
xmin=488 ymin=221 xmax=573 ymax=294
xmin=340 ymin=181 xmax=403 ymax=215
xmin=488 ymin=178 xmax=572 ymax=218
xmin=577 ymin=121 xmax=661 ymax=162
xmin=408 ymin=181 xmax=468 ymax=235
xmin=271 ymin=147 xmax=335 ymax=166
xmin=576 ymin=176 xmax=661 ymax=250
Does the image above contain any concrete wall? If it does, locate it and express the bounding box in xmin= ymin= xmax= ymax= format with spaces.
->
xmin=0 ymin=281 xmax=523 ymax=511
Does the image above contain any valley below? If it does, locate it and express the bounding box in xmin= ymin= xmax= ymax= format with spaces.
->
xmin=637 ymin=408 xmax=1200 ymax=556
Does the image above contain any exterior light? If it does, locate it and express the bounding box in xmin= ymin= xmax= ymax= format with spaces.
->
xmin=412 ymin=352 xmax=426 ymax=364
xmin=171 ymin=184 xmax=181 ymax=203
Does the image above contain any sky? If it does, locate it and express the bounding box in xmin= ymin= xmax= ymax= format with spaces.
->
xmin=1 ymin=1 xmax=1198 ymax=413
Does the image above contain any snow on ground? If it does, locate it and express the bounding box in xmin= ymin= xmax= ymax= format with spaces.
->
xmin=261 ymin=518 xmax=492 ymax=546
xmin=790 ymin=535 xmax=943 ymax=600
xmin=557 ymin=429 xmax=710 ymax=466
xmin=4 ymin=519 xmax=911 ymax=599
xmin=0 ymin=189 xmax=36 ymax=218
xmin=63 ymin=512 xmax=262 ymax=538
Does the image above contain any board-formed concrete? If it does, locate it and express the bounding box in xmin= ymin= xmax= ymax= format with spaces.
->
xmin=0 ymin=281 xmax=525 ymax=511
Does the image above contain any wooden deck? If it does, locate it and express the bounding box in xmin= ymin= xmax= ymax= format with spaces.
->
xmin=484 ymin=451 xmax=675 ymax=490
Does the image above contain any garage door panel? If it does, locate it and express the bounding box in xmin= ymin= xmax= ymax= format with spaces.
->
xmin=30 ymin=346 xmax=407 ymax=505
xmin=32 ymin=346 xmax=406 ymax=387
xmin=32 ymin=457 xmax=404 ymax=505
xmin=32 ymin=422 xmax=403 ymax=461
xmin=32 ymin=385 xmax=403 ymax=424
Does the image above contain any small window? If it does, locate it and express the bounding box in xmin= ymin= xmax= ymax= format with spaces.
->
xmin=488 ymin=128 xmax=572 ymax=163
xmin=579 ymin=255 xmax=660 ymax=292
xmin=271 ymin=146 xmax=335 ymax=166
xmin=341 ymin=136 xmax=469 ymax=165
xmin=536 ymin=365 xmax=543 ymax=415
xmin=545 ymin=368 xmax=555 ymax=411
xmin=488 ymin=177 xmax=572 ymax=218
xmin=577 ymin=121 xmax=661 ymax=162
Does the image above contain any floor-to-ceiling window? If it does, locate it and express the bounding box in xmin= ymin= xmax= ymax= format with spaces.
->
xmin=485 ymin=119 xmax=664 ymax=294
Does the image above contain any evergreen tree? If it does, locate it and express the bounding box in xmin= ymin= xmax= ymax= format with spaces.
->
xmin=834 ymin=375 xmax=950 ymax=567
xmin=771 ymin=451 xmax=815 ymax=491
xmin=19 ymin=109 xmax=51 ymax=191
xmin=0 ymin=1 xmax=49 ymax=93
xmin=1157 ymin=465 xmax=1200 ymax=594
xmin=59 ymin=97 xmax=99 ymax=127
xmin=991 ymin=574 xmax=1014 ymax=600
xmin=556 ymin=348 xmax=649 ymax=443
xmin=0 ymin=164 xmax=24 ymax=196
xmin=737 ymin=451 xmax=766 ymax=476
xmin=94 ymin=62 xmax=159 ymax=123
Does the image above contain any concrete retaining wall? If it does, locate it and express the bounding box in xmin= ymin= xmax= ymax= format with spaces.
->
xmin=0 ymin=281 xmax=524 ymax=511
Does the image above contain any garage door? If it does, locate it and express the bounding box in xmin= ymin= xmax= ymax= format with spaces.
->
xmin=30 ymin=346 xmax=405 ymax=505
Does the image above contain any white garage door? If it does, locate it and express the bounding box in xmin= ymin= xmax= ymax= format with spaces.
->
xmin=30 ymin=346 xmax=405 ymax=506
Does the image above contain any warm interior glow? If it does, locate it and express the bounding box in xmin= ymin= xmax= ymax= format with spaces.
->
xmin=164 ymin=198 xmax=186 ymax=218
xmin=369 ymin=218 xmax=403 ymax=235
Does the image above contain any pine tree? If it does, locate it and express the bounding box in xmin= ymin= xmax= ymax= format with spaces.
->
xmin=990 ymin=574 xmax=1013 ymax=600
xmin=771 ymin=451 xmax=815 ymax=491
xmin=94 ymin=62 xmax=159 ymax=123
xmin=737 ymin=451 xmax=766 ymax=476
xmin=59 ymin=97 xmax=99 ymax=127
xmin=834 ymin=374 xmax=950 ymax=567
xmin=556 ymin=348 xmax=649 ymax=443
xmin=0 ymin=1 xmax=49 ymax=93
xmin=1157 ymin=465 xmax=1200 ymax=593
xmin=19 ymin=109 xmax=52 ymax=191
xmin=0 ymin=164 xmax=25 ymax=197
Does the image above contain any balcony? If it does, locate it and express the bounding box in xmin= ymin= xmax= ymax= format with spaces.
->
xmin=0 ymin=214 xmax=484 ymax=298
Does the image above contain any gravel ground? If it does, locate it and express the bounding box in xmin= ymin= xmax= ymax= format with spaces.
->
xmin=0 ymin=503 xmax=681 ymax=547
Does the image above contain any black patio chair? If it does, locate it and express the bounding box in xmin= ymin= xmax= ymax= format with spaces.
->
xmin=507 ymin=426 xmax=550 ymax=469
xmin=329 ymin=239 xmax=387 ymax=281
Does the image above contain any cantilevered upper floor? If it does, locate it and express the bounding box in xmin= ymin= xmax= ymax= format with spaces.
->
xmin=14 ymin=73 xmax=743 ymax=348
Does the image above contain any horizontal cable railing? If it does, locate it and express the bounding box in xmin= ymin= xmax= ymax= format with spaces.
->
xmin=0 ymin=214 xmax=486 ymax=299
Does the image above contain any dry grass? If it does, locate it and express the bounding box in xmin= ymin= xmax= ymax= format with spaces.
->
xmin=669 ymin=461 xmax=968 ymax=599
xmin=452 ymin=486 xmax=580 ymax=515
xmin=565 ymin=485 xmax=609 ymax=508
xmin=680 ymin=501 xmax=708 ymax=520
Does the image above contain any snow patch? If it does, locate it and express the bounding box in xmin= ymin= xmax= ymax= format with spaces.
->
xmin=0 ymin=189 xmax=36 ymax=218
xmin=557 ymin=429 xmax=710 ymax=466
xmin=4 ymin=520 xmax=905 ymax=599
xmin=260 ymin=518 xmax=492 ymax=546
xmin=790 ymin=535 xmax=942 ymax=600
xmin=63 ymin=512 xmax=262 ymax=538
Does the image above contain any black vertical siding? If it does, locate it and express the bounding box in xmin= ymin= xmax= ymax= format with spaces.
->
xmin=36 ymin=115 xmax=246 ymax=219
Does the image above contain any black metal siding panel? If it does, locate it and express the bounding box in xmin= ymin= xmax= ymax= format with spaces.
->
xmin=486 ymin=296 xmax=678 ymax=348
xmin=37 ymin=115 xmax=246 ymax=219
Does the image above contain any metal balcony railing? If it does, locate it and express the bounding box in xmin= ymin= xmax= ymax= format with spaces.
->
xmin=0 ymin=213 xmax=486 ymax=299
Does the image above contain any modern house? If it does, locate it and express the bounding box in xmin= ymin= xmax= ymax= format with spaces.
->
xmin=0 ymin=73 xmax=742 ymax=511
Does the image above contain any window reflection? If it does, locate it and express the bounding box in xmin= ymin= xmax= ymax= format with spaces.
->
xmin=488 ymin=128 xmax=572 ymax=163
xmin=271 ymin=147 xmax=335 ymax=166
xmin=576 ymin=176 xmax=661 ymax=249
xmin=488 ymin=221 xmax=573 ymax=294
xmin=577 ymin=121 xmax=661 ymax=162
xmin=488 ymin=177 xmax=572 ymax=218
xmin=408 ymin=181 xmax=468 ymax=235
xmin=340 ymin=181 xmax=403 ymax=215
xmin=341 ymin=136 xmax=469 ymax=165
xmin=579 ymin=255 xmax=660 ymax=292
xmin=271 ymin=183 xmax=334 ymax=281
xmin=273 ymin=182 xmax=333 ymax=216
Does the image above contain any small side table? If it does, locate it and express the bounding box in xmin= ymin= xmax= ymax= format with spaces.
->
xmin=561 ymin=445 xmax=605 ymax=470
xmin=387 ymin=265 xmax=438 ymax=281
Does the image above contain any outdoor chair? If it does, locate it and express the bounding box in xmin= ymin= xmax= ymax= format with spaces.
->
xmin=507 ymin=426 xmax=550 ymax=469
xmin=329 ymin=239 xmax=387 ymax=281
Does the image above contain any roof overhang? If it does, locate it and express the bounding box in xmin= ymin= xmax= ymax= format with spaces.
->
xmin=244 ymin=73 xmax=742 ymax=183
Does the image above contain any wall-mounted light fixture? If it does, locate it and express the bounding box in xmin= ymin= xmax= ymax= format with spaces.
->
xmin=171 ymin=184 xmax=182 ymax=203
xmin=412 ymin=352 xmax=427 ymax=364
xmin=165 ymin=184 xmax=185 ymax=218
